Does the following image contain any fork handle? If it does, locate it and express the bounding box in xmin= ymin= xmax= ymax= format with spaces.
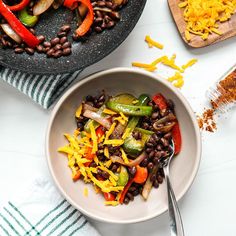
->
xmin=165 ymin=169 xmax=185 ymax=236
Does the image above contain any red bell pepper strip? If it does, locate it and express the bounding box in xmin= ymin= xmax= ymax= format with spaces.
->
xmin=96 ymin=126 xmax=105 ymax=138
xmin=152 ymin=93 xmax=167 ymax=110
xmin=0 ymin=1 xmax=39 ymax=48
xmin=133 ymin=165 xmax=148 ymax=184
xmin=119 ymin=179 xmax=133 ymax=204
xmin=104 ymin=192 xmax=115 ymax=201
xmin=172 ymin=122 xmax=182 ymax=155
xmin=7 ymin=0 xmax=30 ymax=11
xmin=63 ymin=0 xmax=94 ymax=36
xmin=84 ymin=146 xmax=95 ymax=160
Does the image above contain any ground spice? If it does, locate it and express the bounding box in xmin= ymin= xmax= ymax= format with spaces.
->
xmin=198 ymin=68 xmax=236 ymax=132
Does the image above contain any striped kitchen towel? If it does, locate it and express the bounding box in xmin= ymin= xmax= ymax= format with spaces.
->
xmin=0 ymin=177 xmax=101 ymax=236
xmin=0 ymin=67 xmax=82 ymax=109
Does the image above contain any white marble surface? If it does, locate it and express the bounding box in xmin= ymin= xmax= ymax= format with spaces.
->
xmin=1 ymin=0 xmax=236 ymax=235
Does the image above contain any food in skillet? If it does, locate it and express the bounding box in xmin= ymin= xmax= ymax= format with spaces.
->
xmin=58 ymin=92 xmax=182 ymax=206
xmin=0 ymin=0 xmax=128 ymax=58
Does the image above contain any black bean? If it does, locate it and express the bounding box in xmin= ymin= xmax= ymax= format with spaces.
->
xmin=101 ymin=22 xmax=107 ymax=29
xmin=140 ymin=157 xmax=148 ymax=167
xmin=159 ymin=168 xmax=165 ymax=178
xmin=147 ymin=162 xmax=154 ymax=172
xmin=160 ymin=138 xmax=169 ymax=147
xmin=60 ymin=36 xmax=67 ymax=44
xmin=153 ymin=180 xmax=159 ymax=188
xmin=43 ymin=47 xmax=50 ymax=52
xmin=89 ymin=162 xmax=97 ymax=168
xmin=51 ymin=37 xmax=60 ymax=46
xmin=94 ymin=26 xmax=103 ymax=33
xmin=133 ymin=189 xmax=139 ymax=196
xmin=54 ymin=44 xmax=62 ymax=51
xmin=150 ymin=173 xmax=156 ymax=183
xmin=43 ymin=41 xmax=51 ymax=47
xmin=104 ymin=15 xmax=112 ymax=23
xmin=29 ymin=28 xmax=35 ymax=34
xmin=132 ymin=131 xmax=139 ymax=140
xmin=76 ymin=122 xmax=83 ymax=130
xmin=60 ymin=25 xmax=71 ymax=33
xmin=128 ymin=186 xmax=137 ymax=192
xmin=152 ymin=133 xmax=160 ymax=142
xmin=149 ymin=137 xmax=156 ymax=145
xmin=110 ymin=164 xmax=119 ymax=172
xmin=101 ymin=171 xmax=109 ymax=179
xmin=47 ymin=48 xmax=54 ymax=57
xmin=146 ymin=142 xmax=154 ymax=148
xmin=95 ymin=10 xmax=102 ymax=18
xmin=97 ymin=1 xmax=106 ymax=7
xmin=95 ymin=17 xmax=103 ymax=24
xmin=105 ymin=1 xmax=113 ymax=8
xmin=146 ymin=147 xmax=153 ymax=154
xmin=164 ymin=132 xmax=172 ymax=140
xmin=149 ymin=150 xmax=155 ymax=159
xmin=53 ymin=50 xmax=62 ymax=58
xmin=166 ymin=99 xmax=175 ymax=110
xmin=57 ymin=31 xmax=67 ymax=38
xmin=36 ymin=45 xmax=43 ymax=53
xmin=126 ymin=192 xmax=134 ymax=201
xmin=156 ymin=144 xmax=163 ymax=151
xmin=155 ymin=151 xmax=162 ymax=158
xmin=62 ymin=42 xmax=71 ymax=49
xmin=157 ymin=175 xmax=163 ymax=184
xmin=151 ymin=112 xmax=159 ymax=120
xmin=62 ymin=48 xmax=71 ymax=56
xmin=111 ymin=3 xmax=118 ymax=10
xmin=128 ymin=166 xmax=136 ymax=178
xmin=123 ymin=197 xmax=130 ymax=205
xmin=37 ymin=35 xmax=45 ymax=43
xmin=25 ymin=47 xmax=34 ymax=55
xmin=142 ymin=122 xmax=149 ymax=129
xmin=14 ymin=47 xmax=24 ymax=54
xmin=153 ymin=156 xmax=160 ymax=164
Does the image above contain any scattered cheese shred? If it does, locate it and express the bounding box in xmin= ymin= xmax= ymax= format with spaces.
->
xmin=103 ymin=139 xmax=124 ymax=146
xmin=182 ymin=59 xmax=198 ymax=70
xmin=122 ymin=127 xmax=131 ymax=140
xmin=103 ymin=108 xmax=117 ymax=115
xmin=89 ymin=123 xmax=98 ymax=154
xmin=104 ymin=146 xmax=110 ymax=158
xmin=145 ymin=35 xmax=164 ymax=49
xmin=104 ymin=201 xmax=119 ymax=206
xmin=168 ymin=72 xmax=183 ymax=82
xmin=179 ymin=0 xmax=236 ymax=41
xmin=83 ymin=187 xmax=88 ymax=197
xmin=132 ymin=62 xmax=154 ymax=69
xmin=105 ymin=122 xmax=116 ymax=141
xmin=120 ymin=148 xmax=129 ymax=164
xmin=173 ymin=78 xmax=185 ymax=88
xmin=75 ymin=104 xmax=83 ymax=118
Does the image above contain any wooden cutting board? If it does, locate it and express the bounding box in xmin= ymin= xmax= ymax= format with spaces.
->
xmin=168 ymin=0 xmax=236 ymax=48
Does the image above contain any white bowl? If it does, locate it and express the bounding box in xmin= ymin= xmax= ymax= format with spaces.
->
xmin=46 ymin=67 xmax=201 ymax=224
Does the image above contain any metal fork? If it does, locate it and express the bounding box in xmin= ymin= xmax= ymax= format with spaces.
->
xmin=160 ymin=140 xmax=185 ymax=236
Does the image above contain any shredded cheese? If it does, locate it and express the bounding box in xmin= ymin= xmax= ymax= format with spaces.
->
xmin=179 ymin=0 xmax=236 ymax=41
xmin=120 ymin=148 xmax=129 ymax=164
xmin=104 ymin=146 xmax=110 ymax=158
xmin=103 ymin=108 xmax=117 ymax=115
xmin=182 ymin=59 xmax=198 ymax=70
xmin=173 ymin=78 xmax=185 ymax=88
xmin=145 ymin=35 xmax=164 ymax=49
xmin=104 ymin=201 xmax=119 ymax=206
xmin=103 ymin=139 xmax=124 ymax=146
xmin=122 ymin=127 xmax=131 ymax=140
xmin=83 ymin=187 xmax=88 ymax=197
xmin=105 ymin=122 xmax=116 ymax=141
xmin=75 ymin=104 xmax=83 ymax=118
xmin=88 ymin=123 xmax=97 ymax=154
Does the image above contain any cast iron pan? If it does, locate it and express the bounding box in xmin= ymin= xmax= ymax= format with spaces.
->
xmin=0 ymin=0 xmax=146 ymax=74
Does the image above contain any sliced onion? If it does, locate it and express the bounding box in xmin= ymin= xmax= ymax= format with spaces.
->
xmin=1 ymin=24 xmax=21 ymax=44
xmin=111 ymin=123 xmax=126 ymax=139
xmin=33 ymin=0 xmax=54 ymax=16
xmin=142 ymin=165 xmax=158 ymax=200
xmin=93 ymin=7 xmax=112 ymax=13
xmin=153 ymin=122 xmax=176 ymax=133
xmin=153 ymin=113 xmax=176 ymax=126
xmin=83 ymin=103 xmax=98 ymax=112
xmin=83 ymin=110 xmax=111 ymax=130
xmin=110 ymin=151 xmax=147 ymax=167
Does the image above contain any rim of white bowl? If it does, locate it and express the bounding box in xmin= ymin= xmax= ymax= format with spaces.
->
xmin=46 ymin=67 xmax=202 ymax=224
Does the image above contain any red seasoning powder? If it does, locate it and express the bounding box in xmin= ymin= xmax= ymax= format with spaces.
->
xmin=198 ymin=68 xmax=236 ymax=132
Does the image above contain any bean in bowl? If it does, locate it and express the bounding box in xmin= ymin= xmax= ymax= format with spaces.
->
xmin=58 ymin=91 xmax=182 ymax=206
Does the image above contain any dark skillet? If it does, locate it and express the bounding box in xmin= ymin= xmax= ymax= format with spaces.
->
xmin=0 ymin=0 xmax=146 ymax=74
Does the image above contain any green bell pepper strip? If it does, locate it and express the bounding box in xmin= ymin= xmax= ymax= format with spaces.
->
xmin=19 ymin=8 xmax=38 ymax=27
xmin=117 ymin=166 xmax=129 ymax=186
xmin=123 ymin=94 xmax=151 ymax=156
xmin=134 ymin=127 xmax=154 ymax=135
xmin=106 ymin=101 xmax=152 ymax=116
